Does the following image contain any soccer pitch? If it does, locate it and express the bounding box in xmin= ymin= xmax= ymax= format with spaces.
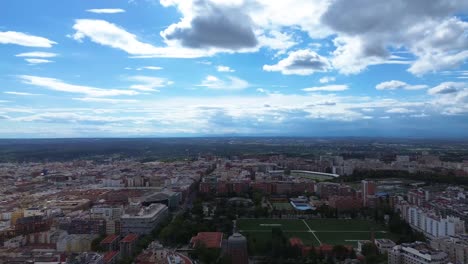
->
xmin=237 ymin=218 xmax=393 ymax=247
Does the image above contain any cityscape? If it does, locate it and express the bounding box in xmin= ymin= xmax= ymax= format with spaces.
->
xmin=0 ymin=139 xmax=467 ymax=263
xmin=1 ymin=0 xmax=468 ymax=263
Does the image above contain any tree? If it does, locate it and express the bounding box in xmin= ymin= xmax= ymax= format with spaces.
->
xmin=307 ymin=247 xmax=318 ymax=263
xmin=193 ymin=244 xmax=220 ymax=264
xmin=332 ymin=245 xmax=348 ymax=261
xmin=90 ymin=235 xmax=105 ymax=252
xmin=361 ymin=242 xmax=378 ymax=257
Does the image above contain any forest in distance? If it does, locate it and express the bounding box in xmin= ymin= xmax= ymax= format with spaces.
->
xmin=0 ymin=137 xmax=467 ymax=163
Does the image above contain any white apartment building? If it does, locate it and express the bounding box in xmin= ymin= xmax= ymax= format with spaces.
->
xmin=389 ymin=242 xmax=449 ymax=264
xmin=402 ymin=204 xmax=465 ymax=238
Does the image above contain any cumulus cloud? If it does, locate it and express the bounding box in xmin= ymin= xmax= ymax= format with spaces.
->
xmin=0 ymin=31 xmax=56 ymax=47
xmin=157 ymin=1 xmax=321 ymax=55
xmin=376 ymin=80 xmax=428 ymax=90
xmin=18 ymin=75 xmax=139 ymax=97
xmin=16 ymin=52 xmax=58 ymax=58
xmin=68 ymin=1 xmax=466 ymax=75
xmin=428 ymin=82 xmax=466 ymax=95
xmin=408 ymin=18 xmax=468 ymax=75
xmin=250 ymin=0 xmax=332 ymax=38
xmin=198 ymin=75 xmax=249 ymax=90
xmin=217 ymin=65 xmax=235 ymax=72
xmin=321 ymin=0 xmax=468 ymax=75
xmin=302 ymin=85 xmax=348 ymax=92
xmin=263 ymin=49 xmax=331 ymax=75
xmin=162 ymin=0 xmax=258 ymax=50
xmin=86 ymin=8 xmax=126 ymax=14
xmin=257 ymin=30 xmax=298 ymax=54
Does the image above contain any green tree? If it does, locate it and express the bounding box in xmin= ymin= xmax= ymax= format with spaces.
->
xmin=332 ymin=245 xmax=348 ymax=261
xmin=90 ymin=235 xmax=105 ymax=252
xmin=193 ymin=244 xmax=220 ymax=264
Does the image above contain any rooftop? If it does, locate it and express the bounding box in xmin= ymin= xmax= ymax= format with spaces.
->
xmin=103 ymin=251 xmax=119 ymax=262
xmin=121 ymin=233 xmax=138 ymax=243
xmin=190 ymin=232 xmax=223 ymax=248
xmin=101 ymin=234 xmax=119 ymax=244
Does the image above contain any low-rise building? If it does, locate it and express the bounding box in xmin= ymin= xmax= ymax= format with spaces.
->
xmin=431 ymin=235 xmax=468 ymax=264
xmin=136 ymin=242 xmax=193 ymax=264
xmin=101 ymin=234 xmax=120 ymax=251
xmin=120 ymin=233 xmax=138 ymax=258
xmin=103 ymin=250 xmax=120 ymax=264
xmin=389 ymin=242 xmax=449 ymax=264
xmin=375 ymin=239 xmax=396 ymax=254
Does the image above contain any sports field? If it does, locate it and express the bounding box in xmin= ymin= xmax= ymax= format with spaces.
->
xmin=237 ymin=218 xmax=393 ymax=248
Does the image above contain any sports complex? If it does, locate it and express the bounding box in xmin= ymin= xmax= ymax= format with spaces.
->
xmin=237 ymin=218 xmax=393 ymax=248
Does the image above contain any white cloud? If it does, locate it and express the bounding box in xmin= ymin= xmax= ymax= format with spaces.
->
xmin=428 ymin=82 xmax=466 ymax=95
xmin=257 ymin=30 xmax=298 ymax=54
xmin=128 ymin=76 xmax=173 ymax=91
xmin=322 ymin=0 xmax=468 ymax=75
xmin=73 ymin=97 xmax=137 ymax=104
xmin=0 ymin=31 xmax=56 ymax=47
xmin=72 ymin=19 xmax=211 ymax=58
xmin=198 ymin=75 xmax=249 ymax=90
xmin=330 ymin=36 xmax=387 ymax=74
xmin=386 ymin=108 xmax=414 ymax=114
xmin=16 ymin=52 xmax=58 ymax=58
xmin=4 ymin=91 xmax=41 ymax=96
xmin=72 ymin=1 xmax=327 ymax=59
xmin=302 ymin=85 xmax=348 ymax=92
xmin=263 ymin=49 xmax=331 ymax=75
xmin=197 ymin=60 xmax=212 ymax=65
xmin=136 ymin=66 xmax=163 ymax=71
xmin=18 ymin=75 xmax=139 ymax=97
xmin=68 ymin=1 xmax=466 ymax=76
xmin=319 ymin=76 xmax=335 ymax=83
xmin=376 ymin=80 xmax=428 ymax=90
xmin=7 ymin=88 xmax=464 ymax=136
xmin=86 ymin=8 xmax=126 ymax=14
xmin=25 ymin=58 xmax=53 ymax=64
xmin=217 ymin=65 xmax=235 ymax=72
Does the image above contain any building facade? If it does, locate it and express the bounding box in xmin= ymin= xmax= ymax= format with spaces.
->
xmin=120 ymin=204 xmax=169 ymax=235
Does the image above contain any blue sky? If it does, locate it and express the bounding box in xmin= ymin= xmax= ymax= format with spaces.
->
xmin=0 ymin=0 xmax=467 ymax=138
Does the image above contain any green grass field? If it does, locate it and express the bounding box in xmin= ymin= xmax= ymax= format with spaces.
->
xmin=238 ymin=218 xmax=393 ymax=250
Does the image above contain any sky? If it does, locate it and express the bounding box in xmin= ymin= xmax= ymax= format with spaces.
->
xmin=0 ymin=0 xmax=468 ymax=138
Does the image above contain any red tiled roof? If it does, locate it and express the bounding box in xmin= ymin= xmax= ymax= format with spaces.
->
xmin=101 ymin=234 xmax=119 ymax=244
xmin=190 ymin=232 xmax=223 ymax=248
xmin=121 ymin=234 xmax=138 ymax=243
xmin=103 ymin=251 xmax=119 ymax=262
